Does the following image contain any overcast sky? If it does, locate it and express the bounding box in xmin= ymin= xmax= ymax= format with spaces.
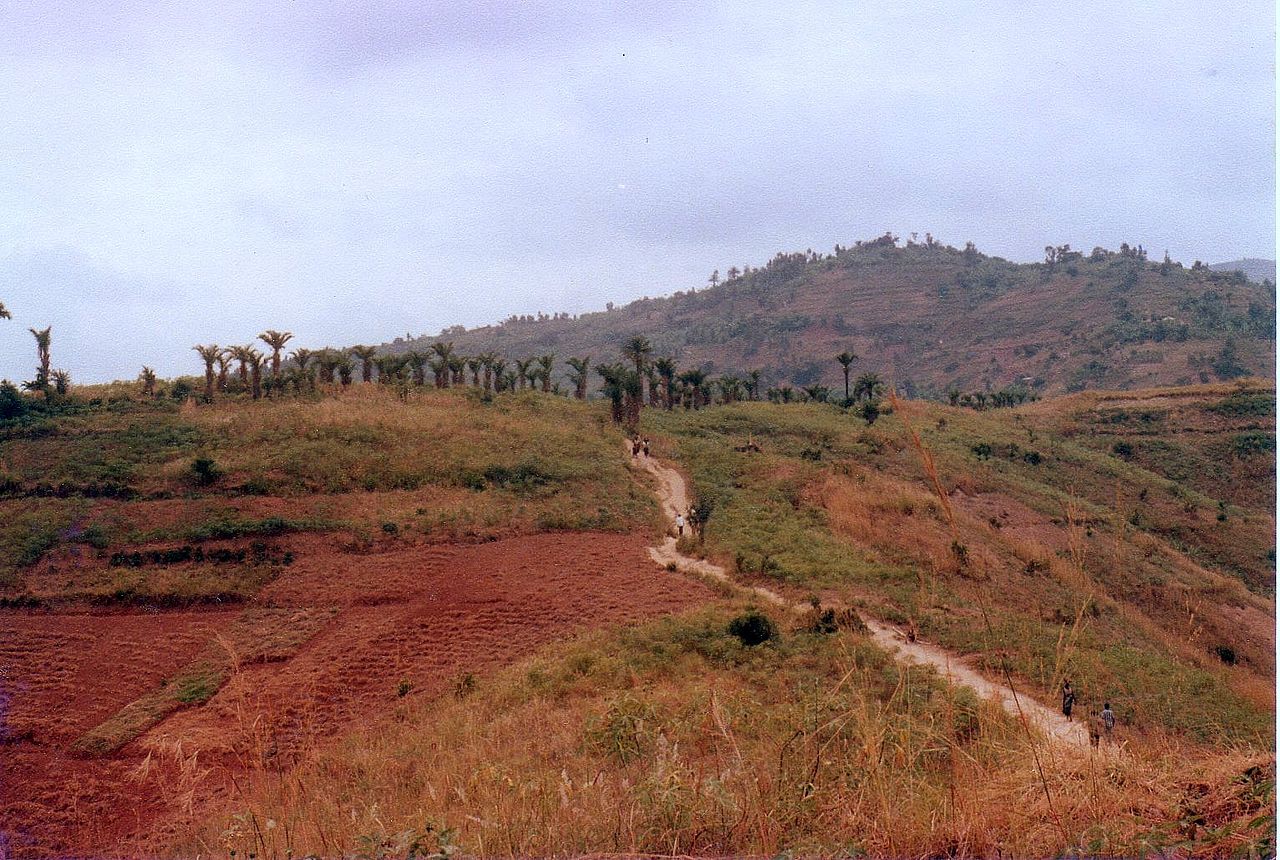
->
xmin=0 ymin=1 xmax=1273 ymax=383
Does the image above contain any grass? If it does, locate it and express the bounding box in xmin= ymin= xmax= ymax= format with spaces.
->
xmin=183 ymin=606 xmax=1274 ymax=858
xmin=0 ymin=386 xmax=655 ymax=601
xmin=640 ymin=391 xmax=1274 ymax=743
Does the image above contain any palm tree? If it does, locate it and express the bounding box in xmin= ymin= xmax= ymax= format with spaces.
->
xmin=248 ymin=350 xmax=264 ymax=399
xmin=50 ymin=369 xmax=70 ymax=396
xmin=595 ymin=362 xmax=642 ymax=425
xmin=491 ymin=358 xmax=508 ymax=392
xmin=836 ymin=351 xmax=858 ymax=402
xmin=514 ymin=358 xmax=534 ymax=390
xmin=289 ymin=348 xmax=315 ymax=391
xmin=431 ymin=341 xmax=455 ymax=387
xmin=654 ymin=357 xmax=677 ymax=409
xmin=448 ymin=355 xmax=466 ymax=387
xmin=258 ymin=330 xmax=294 ymax=376
xmin=139 ymin=366 xmax=157 ymax=398
xmin=349 ymin=346 xmax=378 ymax=383
xmin=536 ymin=354 xmax=555 ymax=393
xmin=677 ymin=368 xmax=707 ymax=409
xmin=405 ymin=350 xmax=429 ymax=386
xmin=376 ymin=354 xmax=407 ymax=385
xmin=622 ymin=335 xmax=652 ymax=377
xmin=29 ymin=326 xmax=51 ymax=387
xmin=467 ymin=357 xmax=483 ymax=387
xmin=802 ymin=384 xmax=830 ymax=403
xmin=336 ymin=353 xmax=354 ymax=386
xmin=565 ymin=356 xmax=591 ymax=399
xmin=230 ymin=345 xmax=255 ymax=388
xmin=193 ymin=344 xmax=220 ymax=401
xmin=216 ymin=349 xmax=233 ymax=391
xmin=316 ymin=349 xmax=344 ymax=385
xmin=853 ymin=372 xmax=883 ymax=403
xmin=479 ymin=352 xmax=498 ymax=392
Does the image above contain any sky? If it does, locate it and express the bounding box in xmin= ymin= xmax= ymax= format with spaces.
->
xmin=0 ymin=1 xmax=1274 ymax=383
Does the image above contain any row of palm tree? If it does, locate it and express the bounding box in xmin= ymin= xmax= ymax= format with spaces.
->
xmin=185 ymin=329 xmax=888 ymax=421
xmin=596 ymin=336 xmax=885 ymax=421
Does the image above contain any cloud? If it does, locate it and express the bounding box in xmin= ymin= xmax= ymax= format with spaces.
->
xmin=0 ymin=1 xmax=1272 ymax=382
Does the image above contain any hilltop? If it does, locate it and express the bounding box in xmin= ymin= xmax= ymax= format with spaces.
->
xmin=385 ymin=237 xmax=1275 ymax=398
xmin=1212 ymin=258 xmax=1277 ymax=284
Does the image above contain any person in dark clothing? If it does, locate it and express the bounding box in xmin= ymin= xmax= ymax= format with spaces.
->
xmin=1061 ymin=680 xmax=1076 ymax=722
xmin=1101 ymin=702 xmax=1115 ymax=741
xmin=642 ymin=437 xmax=651 ymax=457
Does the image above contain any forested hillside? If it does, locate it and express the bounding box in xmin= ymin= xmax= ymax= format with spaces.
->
xmin=387 ymin=237 xmax=1275 ymax=397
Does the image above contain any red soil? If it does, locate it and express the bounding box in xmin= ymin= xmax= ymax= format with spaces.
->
xmin=0 ymin=609 xmax=236 ymax=857
xmin=1 ymin=531 xmax=709 ymax=857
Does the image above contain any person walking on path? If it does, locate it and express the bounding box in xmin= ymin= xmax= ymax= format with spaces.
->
xmin=1087 ymin=710 xmax=1102 ymax=747
xmin=642 ymin=437 xmax=651 ymax=457
xmin=674 ymin=512 xmax=686 ymax=537
xmin=632 ymin=437 xmax=641 ymax=457
xmin=1101 ymin=702 xmax=1115 ymax=741
xmin=1061 ymin=680 xmax=1076 ymax=722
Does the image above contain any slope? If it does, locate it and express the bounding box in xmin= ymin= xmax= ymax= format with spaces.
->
xmin=387 ymin=238 xmax=1275 ymax=397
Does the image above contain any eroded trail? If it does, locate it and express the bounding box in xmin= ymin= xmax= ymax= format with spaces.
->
xmin=628 ymin=446 xmax=1089 ymax=748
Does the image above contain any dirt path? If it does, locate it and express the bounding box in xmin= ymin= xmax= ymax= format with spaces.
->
xmin=628 ymin=446 xmax=1089 ymax=748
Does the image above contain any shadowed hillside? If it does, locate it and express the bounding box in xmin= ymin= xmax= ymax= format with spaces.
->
xmin=386 ymin=237 xmax=1275 ymax=397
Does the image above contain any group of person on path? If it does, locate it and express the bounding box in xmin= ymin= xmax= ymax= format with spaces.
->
xmin=630 ymin=435 xmax=651 ymax=458
xmin=674 ymin=505 xmax=704 ymax=539
xmin=1062 ymin=679 xmax=1117 ymax=746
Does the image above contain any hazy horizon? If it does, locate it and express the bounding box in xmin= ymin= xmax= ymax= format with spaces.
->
xmin=1 ymin=1 xmax=1274 ymax=384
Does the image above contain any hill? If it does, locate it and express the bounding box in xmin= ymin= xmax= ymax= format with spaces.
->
xmin=0 ymin=379 xmax=1270 ymax=856
xmin=383 ymin=238 xmax=1275 ymax=398
xmin=1212 ymin=258 xmax=1277 ymax=284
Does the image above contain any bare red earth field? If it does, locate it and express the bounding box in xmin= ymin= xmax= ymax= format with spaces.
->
xmin=1 ymin=531 xmax=710 ymax=857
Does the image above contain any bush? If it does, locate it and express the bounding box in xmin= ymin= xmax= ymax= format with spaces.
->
xmin=190 ymin=456 xmax=221 ymax=486
xmin=728 ymin=610 xmax=776 ymax=646
xmin=1112 ymin=441 xmax=1134 ymax=459
xmin=0 ymin=381 xmax=29 ymax=420
xmin=1232 ymin=432 xmax=1275 ymax=458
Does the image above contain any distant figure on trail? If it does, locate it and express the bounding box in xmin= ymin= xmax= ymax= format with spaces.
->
xmin=1087 ymin=710 xmax=1102 ymax=747
xmin=642 ymin=437 xmax=651 ymax=457
xmin=631 ymin=437 xmax=641 ymax=457
xmin=1061 ymin=680 xmax=1076 ymax=722
xmin=906 ymin=619 xmax=918 ymax=643
xmin=1101 ymin=702 xmax=1115 ymax=741
xmin=675 ymin=512 xmax=685 ymax=537
xmin=687 ymin=505 xmax=701 ymax=537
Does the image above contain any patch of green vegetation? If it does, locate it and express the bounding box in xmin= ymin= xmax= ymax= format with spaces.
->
xmin=1207 ymin=390 xmax=1276 ymax=418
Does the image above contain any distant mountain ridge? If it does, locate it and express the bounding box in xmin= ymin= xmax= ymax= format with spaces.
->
xmin=1210 ymin=258 xmax=1276 ymax=284
xmin=379 ymin=238 xmax=1275 ymax=397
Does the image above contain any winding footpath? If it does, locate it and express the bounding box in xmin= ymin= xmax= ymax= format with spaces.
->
xmin=628 ymin=445 xmax=1089 ymax=748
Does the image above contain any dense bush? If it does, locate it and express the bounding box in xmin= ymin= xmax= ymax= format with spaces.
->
xmin=728 ymin=610 xmax=776 ymax=646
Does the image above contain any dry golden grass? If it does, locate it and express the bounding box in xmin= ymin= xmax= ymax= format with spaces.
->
xmin=166 ymin=609 xmax=1274 ymax=859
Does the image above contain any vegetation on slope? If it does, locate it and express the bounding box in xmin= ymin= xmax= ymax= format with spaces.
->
xmin=185 ymin=379 xmax=1274 ymax=859
xmin=391 ymin=237 xmax=1276 ymax=397
xmin=644 ymin=382 xmax=1274 ymax=743
xmin=0 ymin=386 xmax=655 ymax=602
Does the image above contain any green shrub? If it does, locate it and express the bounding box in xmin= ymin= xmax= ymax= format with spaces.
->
xmin=728 ymin=610 xmax=776 ymax=646
xmin=1231 ymin=431 xmax=1275 ymax=458
xmin=190 ymin=456 xmax=221 ymax=486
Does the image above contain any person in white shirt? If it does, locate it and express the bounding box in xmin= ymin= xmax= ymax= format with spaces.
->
xmin=674 ymin=513 xmax=686 ymax=537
